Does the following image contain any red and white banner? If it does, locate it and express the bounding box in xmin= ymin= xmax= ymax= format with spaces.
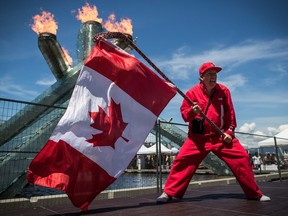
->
xmin=27 ymin=39 xmax=176 ymax=210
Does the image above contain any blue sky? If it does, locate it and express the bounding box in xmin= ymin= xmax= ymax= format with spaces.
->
xmin=0 ymin=0 xmax=287 ymax=144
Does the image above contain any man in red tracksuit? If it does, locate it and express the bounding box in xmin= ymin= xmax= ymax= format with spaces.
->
xmin=156 ymin=62 xmax=271 ymax=203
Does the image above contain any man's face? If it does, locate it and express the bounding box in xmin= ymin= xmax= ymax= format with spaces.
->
xmin=200 ymin=69 xmax=218 ymax=89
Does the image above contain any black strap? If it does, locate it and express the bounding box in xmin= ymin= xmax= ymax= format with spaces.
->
xmin=203 ymin=90 xmax=216 ymax=115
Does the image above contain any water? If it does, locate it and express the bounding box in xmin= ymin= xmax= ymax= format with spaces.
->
xmin=107 ymin=172 xmax=223 ymax=190
xmin=20 ymin=172 xmax=224 ymax=198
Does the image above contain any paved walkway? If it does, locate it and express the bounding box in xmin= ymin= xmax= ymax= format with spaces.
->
xmin=1 ymin=180 xmax=287 ymax=216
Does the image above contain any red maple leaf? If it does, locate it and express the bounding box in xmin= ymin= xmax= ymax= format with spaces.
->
xmin=86 ymin=98 xmax=129 ymax=149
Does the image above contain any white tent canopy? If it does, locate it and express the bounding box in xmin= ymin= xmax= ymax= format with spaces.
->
xmin=137 ymin=145 xmax=152 ymax=155
xmin=148 ymin=144 xmax=171 ymax=154
xmin=137 ymin=144 xmax=178 ymax=155
xmin=171 ymin=147 xmax=179 ymax=154
xmin=258 ymin=128 xmax=288 ymax=147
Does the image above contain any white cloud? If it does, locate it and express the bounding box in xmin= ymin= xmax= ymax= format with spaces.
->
xmin=263 ymin=62 xmax=288 ymax=86
xmin=267 ymin=127 xmax=279 ymax=135
xmin=237 ymin=122 xmax=272 ymax=146
xmin=218 ymin=74 xmax=246 ymax=92
xmin=155 ymin=38 xmax=288 ymax=81
xmin=233 ymin=90 xmax=288 ymax=105
xmin=237 ymin=122 xmax=288 ymax=142
xmin=279 ymin=124 xmax=288 ymax=131
xmin=0 ymin=76 xmax=38 ymax=99
xmin=239 ymin=122 xmax=256 ymax=133
xmin=36 ymin=77 xmax=56 ymax=86
xmin=267 ymin=124 xmax=288 ymax=135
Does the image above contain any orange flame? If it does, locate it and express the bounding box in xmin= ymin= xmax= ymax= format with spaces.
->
xmin=62 ymin=47 xmax=73 ymax=66
xmin=103 ymin=14 xmax=133 ymax=36
xmin=75 ymin=2 xmax=102 ymax=23
xmin=31 ymin=10 xmax=58 ymax=35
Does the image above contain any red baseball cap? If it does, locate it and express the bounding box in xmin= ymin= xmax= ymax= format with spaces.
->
xmin=199 ymin=62 xmax=222 ymax=75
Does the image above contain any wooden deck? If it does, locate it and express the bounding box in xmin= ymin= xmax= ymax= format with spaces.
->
xmin=1 ymin=180 xmax=287 ymax=216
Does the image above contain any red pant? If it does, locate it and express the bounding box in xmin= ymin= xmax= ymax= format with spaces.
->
xmin=164 ymin=135 xmax=263 ymax=199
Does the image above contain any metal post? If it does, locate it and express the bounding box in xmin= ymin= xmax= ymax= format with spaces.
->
xmin=274 ymin=136 xmax=282 ymax=182
xmin=158 ymin=120 xmax=163 ymax=191
xmin=155 ymin=119 xmax=163 ymax=192
xmin=155 ymin=120 xmax=159 ymax=192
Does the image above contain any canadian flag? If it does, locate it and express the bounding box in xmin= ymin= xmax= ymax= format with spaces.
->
xmin=27 ymin=39 xmax=176 ymax=210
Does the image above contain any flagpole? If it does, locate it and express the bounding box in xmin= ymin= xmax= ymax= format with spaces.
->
xmin=93 ymin=32 xmax=224 ymax=136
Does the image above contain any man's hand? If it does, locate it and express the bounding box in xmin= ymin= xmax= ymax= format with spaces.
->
xmin=192 ymin=103 xmax=201 ymax=114
xmin=222 ymin=133 xmax=232 ymax=144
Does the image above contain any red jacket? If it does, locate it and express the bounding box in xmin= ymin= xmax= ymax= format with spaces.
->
xmin=180 ymin=82 xmax=236 ymax=138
